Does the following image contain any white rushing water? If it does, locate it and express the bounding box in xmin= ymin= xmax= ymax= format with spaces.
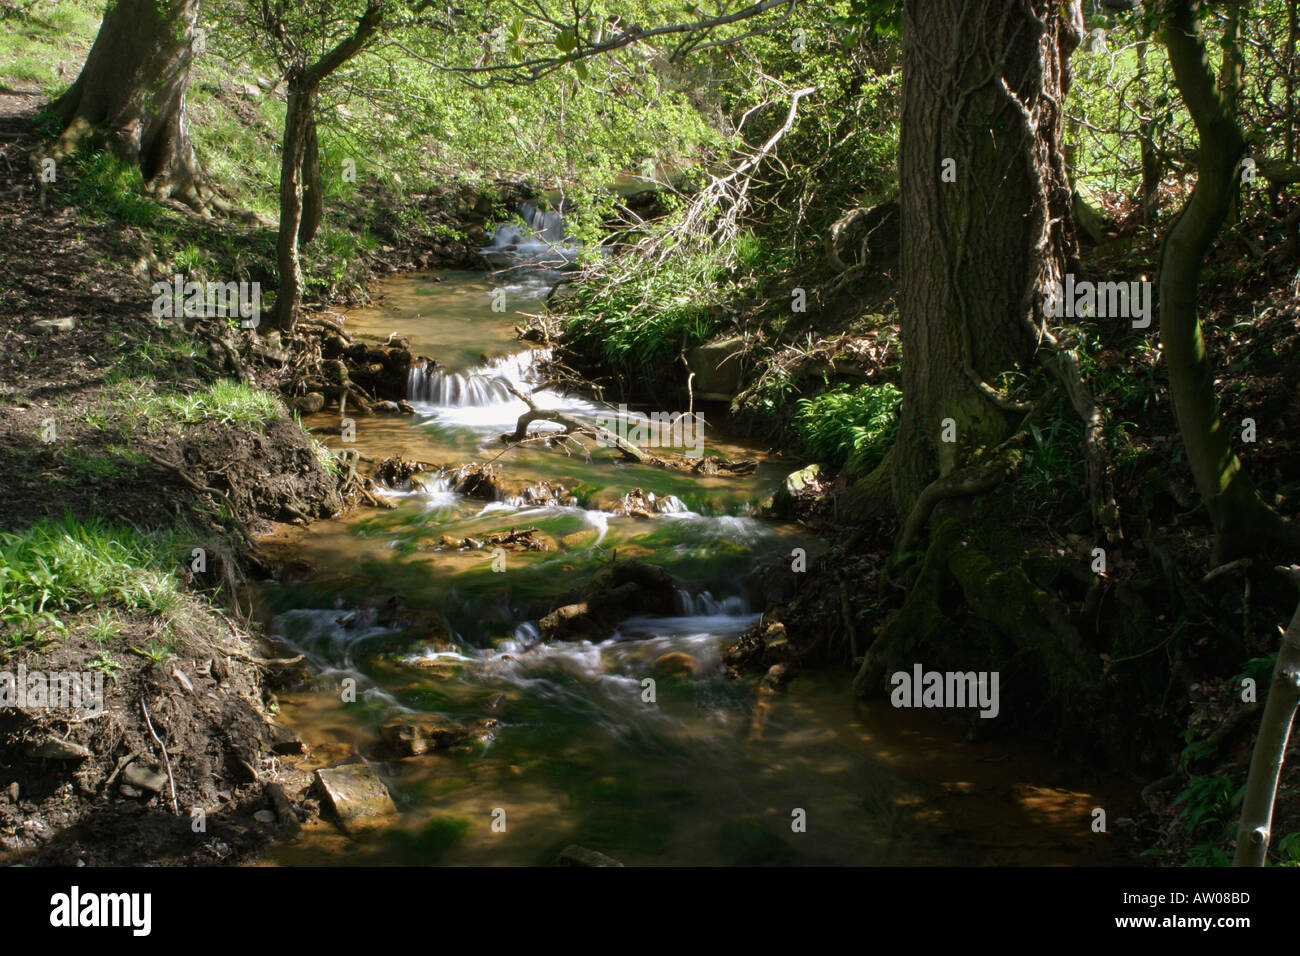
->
xmin=406 ymin=347 xmax=605 ymax=431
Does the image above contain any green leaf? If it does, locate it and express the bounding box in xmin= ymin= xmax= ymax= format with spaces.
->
xmin=555 ymin=29 xmax=578 ymax=53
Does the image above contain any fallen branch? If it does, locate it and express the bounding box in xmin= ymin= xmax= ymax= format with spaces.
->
xmin=505 ymin=385 xmax=644 ymax=462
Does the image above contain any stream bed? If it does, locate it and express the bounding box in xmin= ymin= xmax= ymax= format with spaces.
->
xmin=252 ymin=234 xmax=1135 ymax=867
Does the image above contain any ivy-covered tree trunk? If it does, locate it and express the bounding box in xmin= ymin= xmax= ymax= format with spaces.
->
xmin=51 ymin=0 xmax=210 ymax=210
xmin=888 ymin=0 xmax=1080 ymax=519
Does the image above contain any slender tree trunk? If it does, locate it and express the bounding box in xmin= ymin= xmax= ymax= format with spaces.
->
xmin=271 ymin=0 xmax=385 ymax=334
xmin=1159 ymin=0 xmax=1273 ymax=562
xmin=1136 ymin=32 xmax=1161 ymax=226
xmin=275 ymin=73 xmax=317 ymax=333
xmin=299 ymin=115 xmax=324 ymax=245
xmin=1234 ymin=567 xmax=1300 ymax=866
xmin=51 ymin=0 xmax=210 ymax=210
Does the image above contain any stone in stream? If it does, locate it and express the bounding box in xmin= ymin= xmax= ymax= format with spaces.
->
xmin=766 ymin=464 xmax=822 ymax=516
xmin=377 ymin=714 xmax=471 ymax=757
xmin=558 ymin=845 xmax=624 ymax=867
xmin=651 ymin=652 xmax=698 ymax=677
xmin=315 ymin=763 xmax=397 ymax=834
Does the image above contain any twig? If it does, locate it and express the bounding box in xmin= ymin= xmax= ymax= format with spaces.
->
xmin=141 ymin=699 xmax=179 ymax=815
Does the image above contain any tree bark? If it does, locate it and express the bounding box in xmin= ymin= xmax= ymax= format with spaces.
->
xmin=1234 ymin=567 xmax=1300 ymax=866
xmin=888 ymin=0 xmax=1080 ymax=519
xmin=272 ymin=0 xmax=385 ymax=333
xmin=1159 ymin=0 xmax=1274 ymax=562
xmin=51 ymin=0 xmax=210 ymax=210
xmin=275 ymin=72 xmax=316 ymax=333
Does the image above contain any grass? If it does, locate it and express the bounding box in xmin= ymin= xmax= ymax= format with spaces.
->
xmin=67 ymin=150 xmax=163 ymax=227
xmin=0 ymin=514 xmax=187 ymax=642
xmin=120 ymin=378 xmax=284 ymax=430
xmin=0 ymin=0 xmax=99 ymax=92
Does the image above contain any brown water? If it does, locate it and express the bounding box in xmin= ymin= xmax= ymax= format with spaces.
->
xmin=257 ymin=251 xmax=1137 ymax=867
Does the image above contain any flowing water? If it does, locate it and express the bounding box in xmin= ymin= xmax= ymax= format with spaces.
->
xmin=255 ymin=211 xmax=1136 ymax=867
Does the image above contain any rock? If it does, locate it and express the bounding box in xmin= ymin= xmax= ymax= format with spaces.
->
xmin=686 ymin=335 xmax=745 ymax=400
xmin=651 ymin=652 xmax=697 ymax=677
xmin=540 ymin=560 xmax=681 ymax=641
xmin=377 ymin=714 xmax=470 ymax=756
xmin=26 ymin=736 xmax=91 ymax=760
xmin=119 ymin=784 xmax=143 ymax=798
xmin=6 ymin=782 xmax=18 ymax=803
xmin=253 ymin=809 xmax=276 ymax=824
xmin=371 ymin=400 xmax=402 ymax=414
xmin=30 ymin=317 xmax=78 ymax=333
xmin=784 ymin=464 xmax=821 ymax=496
xmin=763 ymin=622 xmax=788 ymax=650
xmin=315 ymin=763 xmax=397 ymax=833
xmin=295 ymin=391 xmax=326 ymax=414
xmin=769 ymin=464 xmax=821 ymax=516
xmin=539 ymin=602 xmax=599 ymax=641
xmin=559 ymin=845 xmax=625 ymax=867
xmin=123 ymin=763 xmax=168 ymax=794
xmin=270 ymin=724 xmax=305 ymax=756
xmin=265 ymin=782 xmax=301 ymax=836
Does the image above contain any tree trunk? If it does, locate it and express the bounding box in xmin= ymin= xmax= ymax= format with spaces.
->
xmin=1136 ymin=32 xmax=1162 ymax=226
xmin=270 ymin=0 xmax=385 ymax=334
xmin=299 ymin=114 xmax=324 ymax=245
xmin=1234 ymin=567 xmax=1300 ymax=866
xmin=51 ymin=0 xmax=209 ymax=210
xmin=275 ymin=72 xmax=317 ymax=333
xmin=1159 ymin=0 xmax=1275 ymax=562
xmin=888 ymin=0 xmax=1080 ymax=519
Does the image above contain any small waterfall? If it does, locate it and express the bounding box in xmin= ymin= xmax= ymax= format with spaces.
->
xmin=656 ymin=495 xmax=688 ymax=514
xmin=481 ymin=200 xmax=581 ymax=268
xmin=672 ymin=588 xmax=749 ymax=617
xmin=407 ymin=350 xmax=548 ymax=406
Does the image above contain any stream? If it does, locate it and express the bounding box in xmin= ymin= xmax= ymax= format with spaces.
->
xmin=252 ymin=211 xmax=1135 ymax=867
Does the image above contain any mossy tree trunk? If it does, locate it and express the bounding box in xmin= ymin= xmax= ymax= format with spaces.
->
xmin=50 ymin=0 xmax=211 ymax=210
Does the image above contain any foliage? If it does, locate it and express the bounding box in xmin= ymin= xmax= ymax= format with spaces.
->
xmin=793 ymin=382 xmax=901 ymax=473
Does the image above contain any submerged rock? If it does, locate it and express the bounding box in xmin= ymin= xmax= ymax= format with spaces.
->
xmin=377 ymin=714 xmax=471 ymax=756
xmin=651 ymin=652 xmax=698 ymax=677
xmin=559 ymin=844 xmax=625 ymax=867
xmin=315 ymin=763 xmax=397 ymax=833
xmin=539 ymin=560 xmax=680 ymax=641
